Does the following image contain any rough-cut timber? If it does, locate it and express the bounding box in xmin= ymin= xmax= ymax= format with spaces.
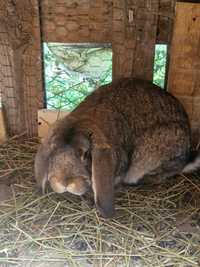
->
xmin=41 ymin=0 xmax=174 ymax=80
xmin=157 ymin=0 xmax=176 ymax=44
xmin=168 ymin=2 xmax=200 ymax=146
xmin=0 ymin=0 xmax=43 ymax=136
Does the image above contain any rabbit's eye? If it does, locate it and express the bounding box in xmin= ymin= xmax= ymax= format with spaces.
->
xmin=83 ymin=151 xmax=90 ymax=160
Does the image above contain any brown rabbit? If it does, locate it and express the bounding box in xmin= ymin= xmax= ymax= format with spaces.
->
xmin=35 ymin=78 xmax=200 ymax=218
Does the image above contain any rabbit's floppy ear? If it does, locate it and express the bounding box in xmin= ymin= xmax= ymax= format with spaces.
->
xmin=34 ymin=120 xmax=74 ymax=193
xmin=91 ymin=147 xmax=115 ymax=218
xmin=34 ymin=122 xmax=63 ymax=193
xmin=34 ymin=144 xmax=50 ymax=193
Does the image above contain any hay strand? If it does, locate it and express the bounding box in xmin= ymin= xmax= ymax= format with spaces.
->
xmin=0 ymin=137 xmax=199 ymax=266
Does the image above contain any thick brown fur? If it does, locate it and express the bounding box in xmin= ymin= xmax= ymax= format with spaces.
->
xmin=35 ymin=78 xmax=197 ymax=218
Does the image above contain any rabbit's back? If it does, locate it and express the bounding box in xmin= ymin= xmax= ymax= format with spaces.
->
xmin=73 ymin=78 xmax=190 ymax=147
xmin=114 ymin=79 xmax=188 ymax=133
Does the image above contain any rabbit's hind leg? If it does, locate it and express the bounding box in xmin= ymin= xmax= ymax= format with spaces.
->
xmin=123 ymin=156 xmax=159 ymax=185
xmin=139 ymin=158 xmax=186 ymax=185
xmin=123 ymin=123 xmax=189 ymax=185
xmin=123 ymin=152 xmax=186 ymax=185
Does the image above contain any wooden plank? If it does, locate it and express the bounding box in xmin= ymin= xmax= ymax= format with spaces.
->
xmin=0 ymin=109 xmax=7 ymax=143
xmin=156 ymin=0 xmax=176 ymax=44
xmin=168 ymin=2 xmax=200 ymax=145
xmin=0 ymin=0 xmax=43 ymax=137
xmin=112 ymin=1 xmax=158 ymax=80
xmin=168 ymin=2 xmax=200 ymax=97
xmin=177 ymin=1 xmax=200 ymax=3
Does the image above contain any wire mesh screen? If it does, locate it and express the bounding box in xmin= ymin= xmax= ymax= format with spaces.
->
xmin=43 ymin=43 xmax=112 ymax=111
xmin=0 ymin=30 xmax=17 ymax=133
xmin=0 ymin=0 xmax=43 ymax=137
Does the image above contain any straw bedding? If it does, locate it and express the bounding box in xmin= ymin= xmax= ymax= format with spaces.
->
xmin=0 ymin=136 xmax=199 ymax=267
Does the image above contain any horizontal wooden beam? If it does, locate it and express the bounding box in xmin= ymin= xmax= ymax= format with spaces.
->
xmin=177 ymin=1 xmax=200 ymax=3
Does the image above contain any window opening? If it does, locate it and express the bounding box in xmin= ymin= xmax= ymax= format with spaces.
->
xmin=153 ymin=44 xmax=168 ymax=89
xmin=43 ymin=43 xmax=112 ymax=110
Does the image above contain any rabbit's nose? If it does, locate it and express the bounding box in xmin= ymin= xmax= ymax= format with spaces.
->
xmin=49 ymin=176 xmax=67 ymax=193
xmin=66 ymin=177 xmax=90 ymax=196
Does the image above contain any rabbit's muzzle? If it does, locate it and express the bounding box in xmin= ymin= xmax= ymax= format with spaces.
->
xmin=48 ymin=175 xmax=91 ymax=195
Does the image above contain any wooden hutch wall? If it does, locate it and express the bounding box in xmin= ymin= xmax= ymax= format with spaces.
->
xmin=0 ymin=0 xmax=43 ymax=136
xmin=41 ymin=0 xmax=175 ymax=79
xmin=0 ymin=0 xmax=176 ymax=137
xmin=168 ymin=2 xmax=200 ymax=146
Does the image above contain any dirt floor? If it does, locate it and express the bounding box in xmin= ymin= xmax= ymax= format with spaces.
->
xmin=0 ymin=137 xmax=200 ymax=267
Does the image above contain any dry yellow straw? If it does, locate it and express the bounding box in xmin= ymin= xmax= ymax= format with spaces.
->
xmin=0 ymin=137 xmax=199 ymax=266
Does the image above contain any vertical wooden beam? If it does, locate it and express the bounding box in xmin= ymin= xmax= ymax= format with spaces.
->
xmin=0 ymin=0 xmax=43 ymax=136
xmin=156 ymin=0 xmax=176 ymax=44
xmin=0 ymin=28 xmax=16 ymax=134
xmin=168 ymin=2 xmax=200 ymax=145
xmin=112 ymin=0 xmax=159 ymax=80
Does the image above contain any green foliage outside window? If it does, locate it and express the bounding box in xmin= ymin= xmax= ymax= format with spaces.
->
xmin=43 ymin=43 xmax=167 ymax=111
xmin=153 ymin=44 xmax=167 ymax=89
xmin=43 ymin=43 xmax=112 ymax=110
